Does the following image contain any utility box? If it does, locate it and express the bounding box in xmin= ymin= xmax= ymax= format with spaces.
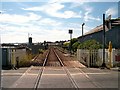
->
xmin=2 ymin=48 xmax=12 ymax=68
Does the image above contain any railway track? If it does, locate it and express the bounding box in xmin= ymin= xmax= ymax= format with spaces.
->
xmin=10 ymin=47 xmax=100 ymax=89
xmin=33 ymin=47 xmax=79 ymax=90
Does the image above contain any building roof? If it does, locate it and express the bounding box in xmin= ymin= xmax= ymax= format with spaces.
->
xmin=84 ymin=18 xmax=120 ymax=36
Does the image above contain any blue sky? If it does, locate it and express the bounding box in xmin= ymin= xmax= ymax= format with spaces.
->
xmin=0 ymin=0 xmax=119 ymax=43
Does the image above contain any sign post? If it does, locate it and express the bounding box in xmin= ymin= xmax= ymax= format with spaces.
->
xmin=101 ymin=14 xmax=107 ymax=69
xmin=108 ymin=41 xmax=112 ymax=68
xmin=0 ymin=47 xmax=1 ymax=90
xmin=0 ymin=42 xmax=1 ymax=89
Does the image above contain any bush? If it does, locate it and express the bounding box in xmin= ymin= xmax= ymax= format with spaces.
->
xmin=70 ymin=38 xmax=78 ymax=45
xmin=72 ymin=42 xmax=80 ymax=52
xmin=39 ymin=49 xmax=44 ymax=54
xmin=19 ymin=54 xmax=33 ymax=67
xmin=63 ymin=42 xmax=70 ymax=49
xmin=78 ymin=39 xmax=102 ymax=50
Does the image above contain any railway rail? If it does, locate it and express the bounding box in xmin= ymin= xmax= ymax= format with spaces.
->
xmin=9 ymin=47 xmax=101 ymax=89
xmin=33 ymin=47 xmax=79 ymax=90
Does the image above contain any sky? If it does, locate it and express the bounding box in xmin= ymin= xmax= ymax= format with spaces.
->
xmin=0 ymin=0 xmax=119 ymax=43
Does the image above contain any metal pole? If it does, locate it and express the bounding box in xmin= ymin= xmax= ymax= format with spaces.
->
xmin=0 ymin=36 xmax=1 ymax=90
xmin=68 ymin=30 xmax=73 ymax=55
xmin=82 ymin=23 xmax=85 ymax=36
xmin=101 ymin=14 xmax=106 ymax=68
xmin=0 ymin=50 xmax=1 ymax=90
xmin=82 ymin=25 xmax=83 ymax=36
xmin=70 ymin=34 xmax=72 ymax=54
xmin=0 ymin=11 xmax=2 ymax=89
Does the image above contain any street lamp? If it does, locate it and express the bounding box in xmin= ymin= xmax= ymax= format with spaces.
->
xmin=68 ymin=29 xmax=73 ymax=54
xmin=82 ymin=23 xmax=85 ymax=36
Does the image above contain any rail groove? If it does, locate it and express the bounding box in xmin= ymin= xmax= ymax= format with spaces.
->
xmin=34 ymin=47 xmax=79 ymax=89
xmin=54 ymin=49 xmax=79 ymax=89
xmin=33 ymin=50 xmax=50 ymax=90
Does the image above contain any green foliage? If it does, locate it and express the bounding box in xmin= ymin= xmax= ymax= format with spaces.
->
xmin=72 ymin=42 xmax=80 ymax=52
xmin=63 ymin=42 xmax=70 ymax=48
xmin=39 ymin=49 xmax=44 ymax=54
xmin=63 ymin=39 xmax=102 ymax=52
xmin=78 ymin=39 xmax=102 ymax=50
xmin=70 ymin=38 xmax=78 ymax=52
xmin=70 ymin=38 xmax=78 ymax=45
xmin=19 ymin=54 xmax=33 ymax=67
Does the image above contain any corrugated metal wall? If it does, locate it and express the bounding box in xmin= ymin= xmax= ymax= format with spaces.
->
xmin=78 ymin=26 xmax=120 ymax=49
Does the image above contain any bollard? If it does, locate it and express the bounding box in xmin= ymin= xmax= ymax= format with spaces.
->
xmin=16 ymin=57 xmax=19 ymax=69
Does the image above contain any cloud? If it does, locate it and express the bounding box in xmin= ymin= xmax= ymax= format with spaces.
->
xmin=1 ymin=1 xmax=115 ymax=43
xmin=83 ymin=6 xmax=100 ymax=22
xmin=0 ymin=10 xmax=6 ymax=13
xmin=0 ymin=24 xmax=69 ymax=43
xmin=2 ymin=0 xmax=120 ymax=2
xmin=0 ymin=13 xmax=41 ymax=24
xmin=22 ymin=3 xmax=81 ymax=19
xmin=41 ymin=29 xmax=69 ymax=41
xmin=39 ymin=18 xmax=62 ymax=26
xmin=48 ymin=0 xmax=119 ymax=3
xmin=0 ymin=13 xmax=68 ymax=43
xmin=48 ymin=0 xmax=84 ymax=4
xmin=105 ymin=7 xmax=118 ymax=17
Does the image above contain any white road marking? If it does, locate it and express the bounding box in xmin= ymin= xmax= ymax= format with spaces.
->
xmin=10 ymin=66 xmax=34 ymax=88
xmin=42 ymin=74 xmax=66 ymax=76
xmin=71 ymin=72 xmax=110 ymax=75
xmin=71 ymin=66 xmax=102 ymax=88
xmin=2 ymin=73 xmax=23 ymax=76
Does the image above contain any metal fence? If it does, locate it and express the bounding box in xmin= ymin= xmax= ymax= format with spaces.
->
xmin=77 ymin=49 xmax=119 ymax=67
xmin=89 ymin=50 xmax=101 ymax=67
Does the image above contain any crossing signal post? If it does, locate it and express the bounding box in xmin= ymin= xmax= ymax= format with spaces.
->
xmin=101 ymin=14 xmax=107 ymax=69
xmin=0 ymin=37 xmax=1 ymax=90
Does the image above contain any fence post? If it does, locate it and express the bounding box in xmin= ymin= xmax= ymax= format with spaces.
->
xmin=77 ymin=49 xmax=79 ymax=61
xmin=87 ymin=50 xmax=90 ymax=67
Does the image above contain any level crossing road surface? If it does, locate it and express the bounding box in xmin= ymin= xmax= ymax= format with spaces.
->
xmin=1 ymin=47 xmax=119 ymax=89
xmin=1 ymin=66 xmax=119 ymax=89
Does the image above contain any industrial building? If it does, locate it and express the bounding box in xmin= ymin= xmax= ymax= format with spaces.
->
xmin=1 ymin=45 xmax=31 ymax=69
xmin=28 ymin=37 xmax=47 ymax=54
xmin=1 ymin=36 xmax=47 ymax=69
xmin=78 ymin=18 xmax=120 ymax=49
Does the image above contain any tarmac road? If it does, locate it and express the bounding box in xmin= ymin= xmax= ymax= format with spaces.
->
xmin=1 ymin=66 xmax=119 ymax=89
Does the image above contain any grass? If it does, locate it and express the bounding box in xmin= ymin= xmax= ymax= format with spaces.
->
xmin=19 ymin=54 xmax=33 ymax=67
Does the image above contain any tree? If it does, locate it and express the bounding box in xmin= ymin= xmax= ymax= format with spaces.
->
xmin=78 ymin=39 xmax=102 ymax=50
xmin=70 ymin=38 xmax=78 ymax=51
xmin=72 ymin=42 xmax=80 ymax=52
xmin=70 ymin=38 xmax=78 ymax=45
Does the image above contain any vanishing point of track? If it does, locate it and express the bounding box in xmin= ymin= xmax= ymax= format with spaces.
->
xmin=34 ymin=47 xmax=79 ymax=90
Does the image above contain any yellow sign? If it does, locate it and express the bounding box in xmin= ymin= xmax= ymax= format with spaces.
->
xmin=108 ymin=41 xmax=112 ymax=52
